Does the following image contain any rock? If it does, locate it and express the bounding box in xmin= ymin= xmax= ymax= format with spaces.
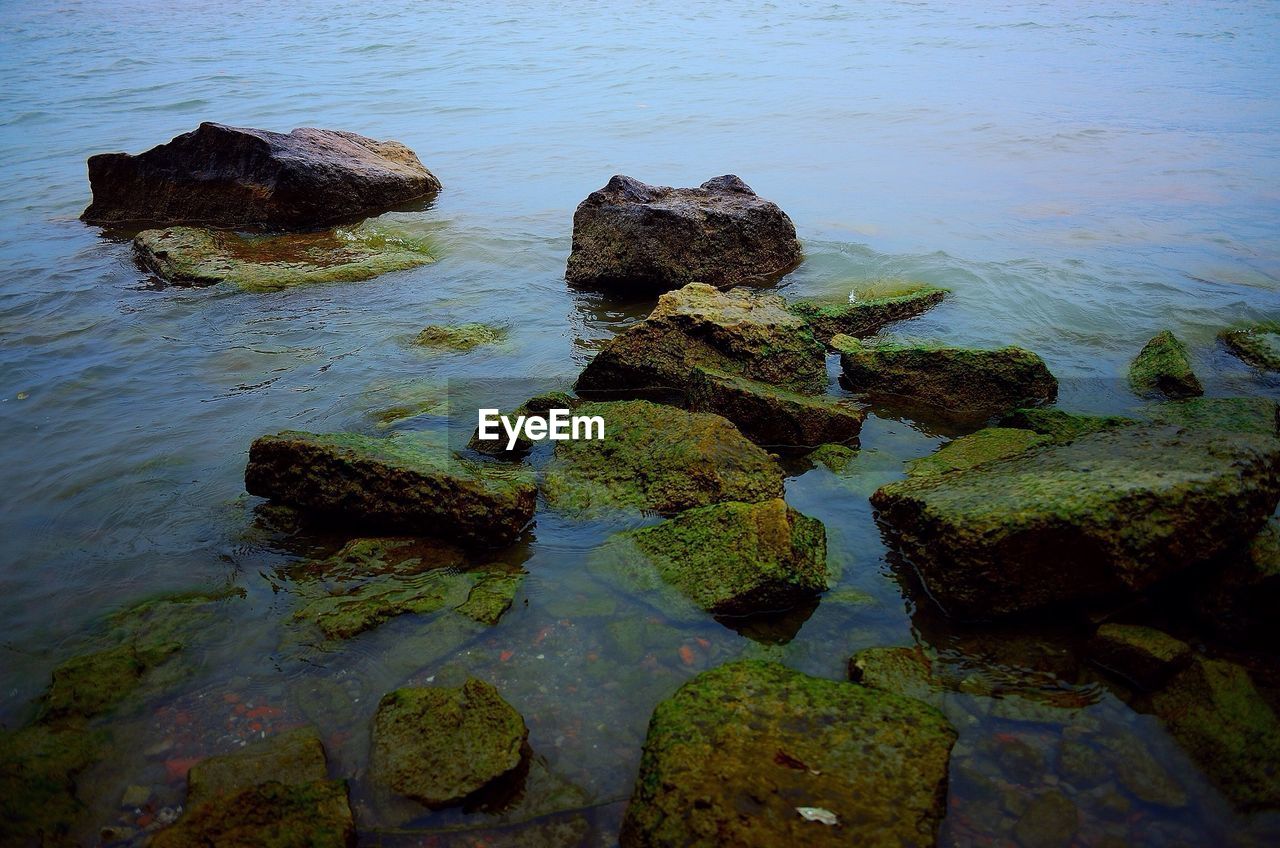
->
xmin=151 ymin=780 xmax=355 ymax=848
xmin=1151 ymin=656 xmax=1280 ymax=810
xmin=1149 ymin=396 xmax=1280 ymax=436
xmin=1105 ymin=734 xmax=1187 ymax=808
xmin=541 ymin=400 xmax=784 ymax=514
xmin=133 ymin=223 xmax=436 ymax=291
xmin=1195 ymin=517 xmax=1280 ymax=648
xmin=1011 ymin=789 xmax=1078 ymax=848
xmin=591 ymin=499 xmax=828 ymax=617
xmin=905 ymin=428 xmax=1049 ymax=477
xmin=1056 ymin=737 xmax=1110 ymax=789
xmin=455 ymin=573 xmax=524 ymax=625
xmin=1128 ymin=330 xmax=1203 ymax=399
xmin=834 ymin=335 xmax=1058 ymax=421
xmin=414 ymin=323 xmax=507 ymax=352
xmin=0 ymin=724 xmax=103 ymax=846
xmin=371 ymin=679 xmax=528 ymax=808
xmin=848 ymin=645 xmax=940 ymax=706
xmin=82 ymin=122 xmax=440 ymax=228
xmin=870 ymin=426 xmax=1280 ymax=618
xmin=575 ymin=282 xmax=827 ymax=398
xmin=564 ymin=174 xmax=802 ymax=292
xmin=187 ymin=728 xmax=328 ymax=806
xmin=41 ymin=640 xmax=181 ymax=723
xmin=1087 ymin=624 xmax=1191 ymax=691
xmin=999 ymin=407 xmax=1135 ymax=443
xmin=1221 ymin=322 xmax=1280 ymax=371
xmin=618 ymin=660 xmax=956 ymax=848
xmin=808 ymin=443 xmax=858 ymax=473
xmin=790 ymin=285 xmax=947 ymax=344
xmin=686 ymin=368 xmax=863 ymax=448
xmin=979 ymin=732 xmax=1046 ymax=785
xmin=244 ymin=431 xmax=536 ymax=544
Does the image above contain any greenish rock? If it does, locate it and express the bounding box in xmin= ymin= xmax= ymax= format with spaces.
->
xmin=468 ymin=391 xmax=579 ymax=457
xmin=151 ymin=779 xmax=355 ymax=848
xmin=1105 ymin=734 xmax=1187 ymax=808
xmin=1195 ymin=516 xmax=1280 ymax=648
xmin=414 ymin=323 xmax=507 ymax=352
xmin=1128 ymin=330 xmax=1203 ymax=399
xmin=1057 ymin=737 xmax=1110 ymax=789
xmin=1151 ymin=656 xmax=1280 ymax=810
xmin=834 ymin=335 xmax=1058 ymax=421
xmin=871 ymin=426 xmax=1280 ymax=617
xmin=848 ymin=645 xmax=941 ymax=706
xmin=1087 ymin=623 xmax=1191 ymax=691
xmin=808 ymin=443 xmax=858 ymax=473
xmin=287 ymin=536 xmax=467 ymax=581
xmin=999 ymin=407 xmax=1135 ymax=443
xmin=575 ymin=282 xmax=827 ymax=397
xmin=542 ymin=400 xmax=784 ymax=514
xmin=187 ymin=727 xmax=328 ymax=807
xmin=979 ymin=732 xmax=1046 ymax=785
xmin=134 ymin=223 xmax=436 ymax=291
xmin=905 ymin=428 xmax=1049 ymax=477
xmin=1149 ymin=396 xmax=1280 ymax=436
xmin=0 ymin=723 xmax=104 ymax=847
xmin=455 ymin=572 xmax=524 ymax=625
xmin=618 ymin=660 xmax=957 ymax=848
xmin=41 ymin=640 xmax=181 ymax=723
xmin=789 ymin=285 xmax=947 ymax=344
xmin=371 ymin=679 xmax=528 ymax=808
xmin=592 ymin=499 xmax=828 ymax=617
xmin=1011 ymin=789 xmax=1078 ymax=848
xmin=1221 ymin=321 xmax=1280 ymax=371
xmin=245 ymin=430 xmax=537 ymax=544
xmin=294 ymin=570 xmax=474 ymax=640
xmin=686 ymin=367 xmax=864 ymax=448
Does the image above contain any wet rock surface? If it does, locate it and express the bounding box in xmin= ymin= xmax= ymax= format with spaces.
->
xmin=82 ymin=122 xmax=441 ymax=228
xmin=872 ymin=425 xmax=1280 ymax=617
xmin=999 ymin=407 xmax=1136 ymax=442
xmin=1221 ymin=321 xmax=1280 ymax=371
xmin=152 ymin=778 xmax=355 ymax=848
xmin=565 ymin=174 xmax=802 ymax=292
xmin=686 ymin=367 xmax=863 ymax=449
xmin=789 ymin=284 xmax=947 ymax=344
xmin=1148 ymin=395 xmax=1280 ymax=436
xmin=905 ymin=427 xmax=1049 ymax=477
xmin=414 ymin=322 xmax=508 ymax=352
xmin=1128 ymin=330 xmax=1203 ymax=399
xmin=619 ymin=659 xmax=957 ymax=847
xmin=1087 ymin=624 xmax=1192 ymax=691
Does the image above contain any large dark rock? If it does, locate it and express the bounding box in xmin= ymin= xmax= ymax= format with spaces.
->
xmin=619 ymin=660 xmax=956 ymax=848
xmin=82 ymin=122 xmax=441 ymax=229
xmin=565 ymin=175 xmax=802 ymax=292
xmin=871 ymin=426 xmax=1280 ymax=618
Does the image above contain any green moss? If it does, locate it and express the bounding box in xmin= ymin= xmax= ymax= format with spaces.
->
xmin=1221 ymin=321 xmax=1280 ymax=371
xmin=906 ymin=428 xmax=1048 ymax=477
xmin=1088 ymin=624 xmax=1191 ymax=690
xmin=0 ymin=723 xmax=104 ymax=847
xmin=455 ymin=573 xmax=524 ymax=625
xmin=789 ymin=285 xmax=946 ymax=343
xmin=848 ymin=646 xmax=942 ymax=707
xmin=372 ymin=679 xmax=528 ymax=808
xmin=541 ymin=400 xmax=784 ymax=514
xmin=134 ymin=223 xmax=437 ymax=291
xmin=41 ymin=640 xmax=181 ymax=723
xmin=293 ymin=571 xmax=471 ymax=640
xmin=187 ymin=728 xmax=328 ymax=806
xmin=1129 ymin=330 xmax=1203 ymax=399
xmin=151 ymin=779 xmax=355 ymax=848
xmin=1149 ymin=396 xmax=1279 ymax=436
xmin=686 ymin=367 xmax=864 ymax=448
xmin=808 ymin=443 xmax=858 ymax=473
xmin=999 ymin=407 xmax=1136 ymax=442
xmin=414 ymin=323 xmax=507 ymax=352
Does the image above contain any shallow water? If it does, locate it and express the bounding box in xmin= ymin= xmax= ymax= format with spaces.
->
xmin=2 ymin=0 xmax=1280 ymax=845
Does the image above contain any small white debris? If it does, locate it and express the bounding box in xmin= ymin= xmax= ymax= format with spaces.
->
xmin=796 ymin=806 xmax=839 ymax=826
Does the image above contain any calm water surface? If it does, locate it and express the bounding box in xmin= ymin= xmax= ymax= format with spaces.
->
xmin=2 ymin=1 xmax=1280 ymax=845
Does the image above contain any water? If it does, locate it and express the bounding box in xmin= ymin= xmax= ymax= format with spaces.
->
xmin=2 ymin=0 xmax=1279 ymax=844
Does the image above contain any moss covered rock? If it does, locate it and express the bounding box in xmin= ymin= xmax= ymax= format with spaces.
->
xmin=834 ymin=335 xmax=1058 ymax=421
xmin=686 ymin=367 xmax=863 ymax=449
xmin=1149 ymin=396 xmax=1280 ymax=436
xmin=790 ymin=285 xmax=947 ymax=344
xmin=871 ymin=426 xmax=1280 ymax=617
xmin=1151 ymin=656 xmax=1280 ymax=810
xmin=41 ymin=640 xmax=181 ymax=723
xmin=847 ymin=645 xmax=941 ymax=706
xmin=999 ymin=407 xmax=1136 ymax=443
xmin=0 ymin=723 xmax=104 ymax=847
xmin=592 ymin=499 xmax=828 ymax=617
xmin=905 ymin=427 xmax=1049 ymax=477
xmin=618 ymin=660 xmax=956 ymax=848
xmin=1087 ymin=624 xmax=1192 ymax=691
xmin=134 ymin=223 xmax=436 ymax=291
xmin=575 ymin=283 xmax=827 ymax=397
xmin=414 ymin=323 xmax=507 ymax=352
xmin=455 ymin=573 xmax=524 ymax=625
xmin=371 ymin=679 xmax=528 ymax=808
xmin=1221 ymin=321 xmax=1280 ymax=371
xmin=187 ymin=727 xmax=329 ymax=806
xmin=1128 ymin=330 xmax=1203 ymax=399
xmin=542 ymin=400 xmax=784 ymax=514
xmin=152 ymin=779 xmax=355 ymax=848
xmin=245 ymin=431 xmax=536 ymax=544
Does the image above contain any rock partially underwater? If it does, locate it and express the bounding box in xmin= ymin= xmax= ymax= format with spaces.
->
xmin=619 ymin=660 xmax=956 ymax=848
xmin=1221 ymin=321 xmax=1280 ymax=372
xmin=789 ymin=284 xmax=947 ymax=344
xmin=414 ymin=323 xmax=507 ymax=352
xmin=133 ymin=223 xmax=436 ymax=291
xmin=565 ymin=174 xmax=802 ymax=292
xmin=1128 ymin=330 xmax=1203 ymax=399
xmin=82 ymin=122 xmax=441 ymax=228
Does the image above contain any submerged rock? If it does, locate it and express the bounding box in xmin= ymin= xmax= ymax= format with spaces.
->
xmin=1149 ymin=396 xmax=1280 ymax=436
xmin=152 ymin=779 xmax=355 ymax=848
xmin=905 ymin=427 xmax=1049 ymax=477
xmin=871 ymin=426 xmax=1280 ymax=618
xmin=999 ymin=407 xmax=1136 ymax=443
xmin=619 ymin=660 xmax=956 ymax=847
xmin=565 ymin=174 xmax=802 ymax=292
xmin=834 ymin=335 xmax=1058 ymax=421
xmin=686 ymin=368 xmax=863 ymax=448
xmin=82 ymin=121 xmax=440 ymax=228
xmin=0 ymin=723 xmax=103 ymax=847
xmin=371 ymin=679 xmax=528 ymax=808
xmin=592 ymin=499 xmax=828 ymax=617
xmin=789 ymin=285 xmax=947 ymax=344
xmin=576 ymin=282 xmax=827 ymax=398
xmin=414 ymin=323 xmax=507 ymax=352
xmin=1128 ymin=330 xmax=1203 ymax=399
xmin=1087 ymin=624 xmax=1192 ymax=691
xmin=245 ymin=431 xmax=536 ymax=544
xmin=455 ymin=573 xmax=524 ymax=625
xmin=541 ymin=400 xmax=784 ymax=514
xmin=1011 ymin=789 xmax=1078 ymax=848
xmin=1151 ymin=656 xmax=1280 ymax=810
xmin=133 ymin=223 xmax=436 ymax=291
xmin=186 ymin=727 xmax=329 ymax=806
xmin=41 ymin=640 xmax=181 ymax=723
xmin=1221 ymin=321 xmax=1280 ymax=371
xmin=847 ymin=645 xmax=941 ymax=705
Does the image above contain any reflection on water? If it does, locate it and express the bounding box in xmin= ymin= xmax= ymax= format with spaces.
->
xmin=2 ymin=0 xmax=1280 ymax=845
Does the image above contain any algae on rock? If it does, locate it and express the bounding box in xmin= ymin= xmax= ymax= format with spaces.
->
xmin=1128 ymin=330 xmax=1202 ymax=399
xmin=905 ymin=427 xmax=1049 ymax=477
xmin=789 ymin=284 xmax=947 ymax=344
xmin=1220 ymin=321 xmax=1280 ymax=371
xmin=414 ymin=323 xmax=507 ymax=352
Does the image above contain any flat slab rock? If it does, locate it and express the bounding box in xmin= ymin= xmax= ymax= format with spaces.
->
xmin=790 ymin=285 xmax=947 ymax=344
xmin=82 ymin=122 xmax=441 ymax=228
xmin=619 ymin=660 xmax=956 ymax=848
xmin=871 ymin=425 xmax=1280 ymax=618
xmin=565 ymin=174 xmax=802 ymax=292
xmin=245 ymin=431 xmax=536 ymax=544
